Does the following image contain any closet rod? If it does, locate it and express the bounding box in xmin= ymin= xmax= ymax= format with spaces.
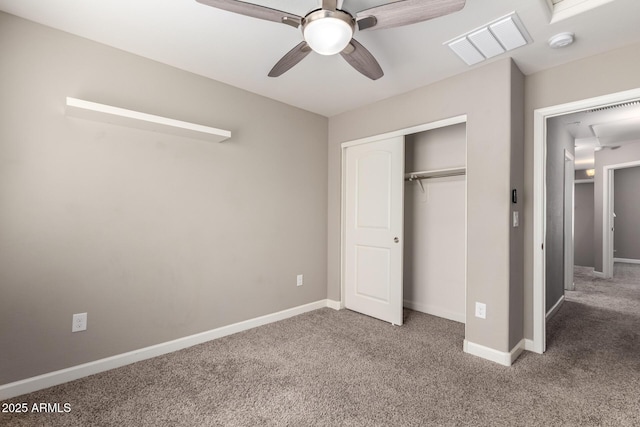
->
xmin=405 ymin=171 xmax=466 ymax=182
xmin=404 ymin=167 xmax=466 ymax=182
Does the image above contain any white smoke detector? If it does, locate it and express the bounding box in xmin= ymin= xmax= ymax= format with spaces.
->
xmin=548 ymin=32 xmax=575 ymax=48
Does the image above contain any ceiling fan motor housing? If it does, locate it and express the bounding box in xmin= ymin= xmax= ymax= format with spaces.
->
xmin=302 ymin=9 xmax=355 ymax=55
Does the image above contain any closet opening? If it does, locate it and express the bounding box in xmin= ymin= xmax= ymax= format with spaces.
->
xmin=403 ymin=123 xmax=467 ymax=324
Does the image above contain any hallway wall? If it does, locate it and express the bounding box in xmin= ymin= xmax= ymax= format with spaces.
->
xmin=574 ymin=182 xmax=594 ymax=267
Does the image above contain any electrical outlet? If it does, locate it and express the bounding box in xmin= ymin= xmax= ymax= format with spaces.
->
xmin=475 ymin=302 xmax=486 ymax=319
xmin=72 ymin=313 xmax=87 ymax=332
xmin=296 ymin=274 xmax=303 ymax=287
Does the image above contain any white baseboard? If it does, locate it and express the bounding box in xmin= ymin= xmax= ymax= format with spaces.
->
xmin=0 ymin=299 xmax=335 ymax=400
xmin=463 ymin=339 xmax=525 ymax=366
xmin=593 ymin=270 xmax=606 ymax=278
xmin=509 ymin=339 xmax=526 ymax=364
xmin=403 ymin=300 xmax=465 ymax=324
xmin=524 ymin=339 xmax=538 ymax=353
xmin=326 ymin=299 xmax=342 ymax=310
xmin=614 ymin=258 xmax=640 ymax=265
xmin=545 ymin=295 xmax=565 ymax=321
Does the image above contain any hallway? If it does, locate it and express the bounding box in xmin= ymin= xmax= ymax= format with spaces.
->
xmin=568 ymin=263 xmax=640 ymax=316
xmin=546 ymin=263 xmax=640 ymax=378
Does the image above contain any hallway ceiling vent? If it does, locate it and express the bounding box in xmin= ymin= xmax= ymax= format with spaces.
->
xmin=445 ymin=12 xmax=532 ymax=66
xmin=588 ymin=100 xmax=640 ymax=113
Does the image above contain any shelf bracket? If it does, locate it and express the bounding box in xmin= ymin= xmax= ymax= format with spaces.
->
xmin=409 ymin=175 xmax=426 ymax=193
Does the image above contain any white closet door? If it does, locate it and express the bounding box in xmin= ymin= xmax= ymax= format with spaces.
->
xmin=344 ymin=136 xmax=404 ymax=325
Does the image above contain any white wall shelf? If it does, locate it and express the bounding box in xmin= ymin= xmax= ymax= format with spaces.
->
xmin=65 ymin=97 xmax=231 ymax=143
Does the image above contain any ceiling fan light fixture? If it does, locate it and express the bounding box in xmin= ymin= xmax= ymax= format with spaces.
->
xmin=303 ymin=10 xmax=354 ymax=56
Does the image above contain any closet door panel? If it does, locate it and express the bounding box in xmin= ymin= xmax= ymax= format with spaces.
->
xmin=355 ymin=151 xmax=391 ymax=229
xmin=355 ymin=246 xmax=390 ymax=302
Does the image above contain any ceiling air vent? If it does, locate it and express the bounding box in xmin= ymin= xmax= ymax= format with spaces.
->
xmin=445 ymin=12 xmax=532 ymax=66
xmin=588 ymin=100 xmax=640 ymax=113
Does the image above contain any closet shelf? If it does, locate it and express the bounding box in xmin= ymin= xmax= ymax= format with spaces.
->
xmin=405 ymin=166 xmax=466 ymax=181
xmin=65 ymin=97 xmax=231 ymax=143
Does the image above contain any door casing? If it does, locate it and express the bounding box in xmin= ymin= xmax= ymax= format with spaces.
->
xmin=602 ymin=160 xmax=640 ymax=278
xmin=564 ymin=150 xmax=575 ymax=291
xmin=532 ymin=88 xmax=640 ymax=354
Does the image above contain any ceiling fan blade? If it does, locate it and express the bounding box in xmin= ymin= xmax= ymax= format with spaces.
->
xmin=268 ymin=42 xmax=312 ymax=77
xmin=340 ymin=39 xmax=383 ymax=80
xmin=196 ymin=0 xmax=302 ymax=28
xmin=356 ymin=0 xmax=466 ymax=31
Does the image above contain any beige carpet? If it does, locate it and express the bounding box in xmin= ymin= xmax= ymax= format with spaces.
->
xmin=2 ymin=264 xmax=639 ymax=426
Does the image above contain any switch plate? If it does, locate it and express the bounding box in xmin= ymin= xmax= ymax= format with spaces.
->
xmin=72 ymin=313 xmax=87 ymax=332
xmin=475 ymin=302 xmax=486 ymax=319
xmin=296 ymin=274 xmax=303 ymax=287
xmin=513 ymin=211 xmax=519 ymax=227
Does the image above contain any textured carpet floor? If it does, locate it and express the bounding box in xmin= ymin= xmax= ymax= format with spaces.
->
xmin=2 ymin=264 xmax=639 ymax=426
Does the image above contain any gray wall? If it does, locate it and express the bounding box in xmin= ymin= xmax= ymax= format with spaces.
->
xmin=614 ymin=166 xmax=640 ymax=260
xmin=405 ymin=123 xmax=467 ymax=172
xmin=575 ymin=170 xmax=594 ymax=181
xmin=544 ymin=117 xmax=575 ymax=311
xmin=574 ymin=183 xmax=595 ymax=267
xmin=524 ymin=42 xmax=640 ymax=339
xmin=509 ymin=62 xmax=525 ymax=349
xmin=328 ymin=59 xmax=525 ymax=354
xmin=0 ymin=13 xmax=328 ymax=385
xmin=593 ymin=141 xmax=640 ymax=271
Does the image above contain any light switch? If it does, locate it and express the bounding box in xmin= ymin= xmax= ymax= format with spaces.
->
xmin=513 ymin=211 xmax=519 ymax=228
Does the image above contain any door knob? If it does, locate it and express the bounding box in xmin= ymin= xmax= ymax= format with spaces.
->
xmin=394 ymin=237 xmax=399 ymax=243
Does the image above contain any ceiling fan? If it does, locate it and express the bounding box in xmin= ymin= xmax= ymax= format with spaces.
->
xmin=196 ymin=0 xmax=467 ymax=80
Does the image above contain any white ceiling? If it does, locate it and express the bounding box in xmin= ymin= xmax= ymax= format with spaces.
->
xmin=556 ymin=101 xmax=640 ymax=169
xmin=1 ymin=0 xmax=640 ymax=117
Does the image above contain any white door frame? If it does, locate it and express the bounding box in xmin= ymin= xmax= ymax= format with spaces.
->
xmin=340 ymin=115 xmax=467 ymax=308
xmin=532 ymin=88 xmax=640 ymax=354
xmin=602 ymin=160 xmax=640 ymax=278
xmin=564 ymin=150 xmax=575 ymax=291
